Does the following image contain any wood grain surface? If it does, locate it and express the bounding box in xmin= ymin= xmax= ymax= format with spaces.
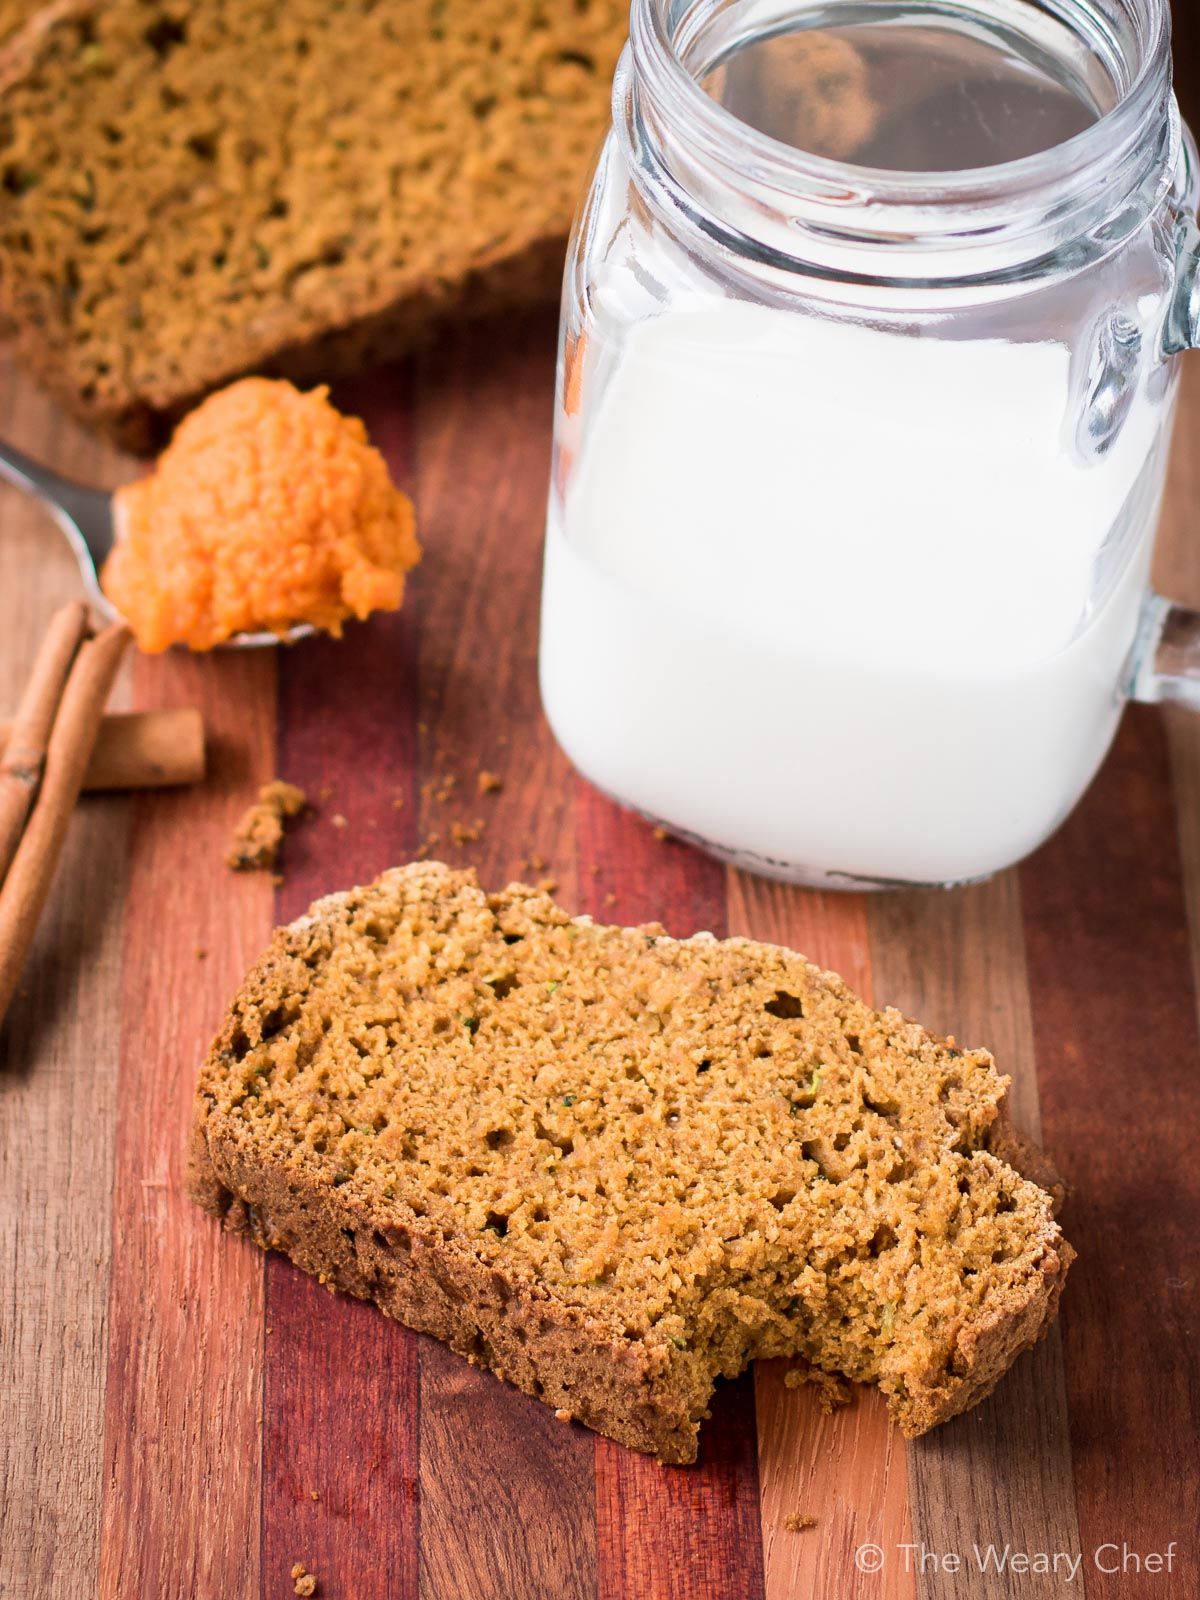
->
xmin=728 ymin=880 xmax=914 ymax=1600
xmin=0 ymin=355 xmax=132 ymax=1600
xmin=100 ymin=650 xmax=275 ymax=1600
xmin=5 ymin=87 xmax=1200 ymax=1600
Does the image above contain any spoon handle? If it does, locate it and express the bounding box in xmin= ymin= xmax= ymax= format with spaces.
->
xmin=0 ymin=437 xmax=116 ymax=569
xmin=0 ymin=438 xmax=88 ymax=511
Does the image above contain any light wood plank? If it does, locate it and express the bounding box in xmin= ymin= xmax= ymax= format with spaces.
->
xmin=727 ymin=874 xmax=915 ymax=1600
xmin=869 ymin=877 xmax=1081 ymax=1600
xmin=0 ymin=352 xmax=133 ymax=1600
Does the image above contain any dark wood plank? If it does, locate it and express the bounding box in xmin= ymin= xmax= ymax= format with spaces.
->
xmin=1020 ymin=710 xmax=1200 ymax=1598
xmin=726 ymin=876 xmax=914 ymax=1600
xmin=1153 ymin=332 xmax=1200 ymax=1600
xmin=419 ymin=1362 xmax=598 ymax=1600
xmin=260 ymin=370 xmax=422 ymax=1600
xmin=1172 ymin=2 xmax=1200 ymax=129
xmin=411 ymin=316 xmax=596 ymax=1600
xmin=1154 ymin=360 xmax=1200 ymax=1007
xmin=0 ymin=353 xmax=134 ymax=1600
xmin=870 ymin=876 xmax=1081 ymax=1600
xmin=99 ymin=650 xmax=275 ymax=1600
xmin=575 ymin=791 xmax=766 ymax=1600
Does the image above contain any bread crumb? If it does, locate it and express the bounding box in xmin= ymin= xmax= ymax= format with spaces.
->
xmin=227 ymin=781 xmax=307 ymax=871
xmin=195 ymin=947 xmax=208 ymax=961
xmin=310 ymin=1490 xmax=320 ymax=1502
xmin=554 ymin=1407 xmax=572 ymax=1422
xmin=263 ymin=780 xmax=307 ymax=817
xmin=589 ymin=862 xmax=600 ymax=878
xmin=295 ymin=1577 xmax=317 ymax=1597
xmin=450 ymin=820 xmax=482 ymax=847
xmin=604 ymin=892 xmax=617 ymax=908
xmin=785 ymin=1362 xmax=854 ymax=1413
xmin=331 ymin=813 xmax=348 ymax=830
xmin=784 ymin=1514 xmax=816 ymax=1533
xmin=392 ymin=792 xmax=406 ymax=811
xmin=425 ymin=773 xmax=457 ymax=805
xmin=652 ymin=826 xmax=668 ymax=842
xmin=537 ymin=878 xmax=558 ymax=895
xmin=290 ymin=1563 xmax=306 ymax=1581
xmin=527 ymin=853 xmax=547 ymax=873
xmin=477 ymin=769 xmax=503 ymax=795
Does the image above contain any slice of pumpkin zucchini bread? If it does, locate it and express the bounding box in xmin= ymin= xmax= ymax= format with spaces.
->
xmin=188 ymin=862 xmax=1072 ymax=1463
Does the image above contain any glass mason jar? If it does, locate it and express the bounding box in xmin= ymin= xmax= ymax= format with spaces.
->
xmin=539 ymin=0 xmax=1200 ymax=890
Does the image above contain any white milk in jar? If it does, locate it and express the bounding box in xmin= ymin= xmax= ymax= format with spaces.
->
xmin=541 ymin=304 xmax=1172 ymax=886
xmin=539 ymin=1 xmax=1198 ymax=888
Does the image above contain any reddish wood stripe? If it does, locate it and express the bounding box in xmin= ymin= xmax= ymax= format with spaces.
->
xmin=262 ymin=1268 xmax=421 ymax=1600
xmin=576 ymin=787 xmax=766 ymax=1600
xmin=100 ymin=652 xmax=274 ymax=1600
xmin=412 ymin=318 xmax=597 ymax=1600
xmin=574 ymin=781 xmax=727 ymax=939
xmin=1020 ymin=708 xmax=1200 ymax=1597
xmin=261 ymin=371 xmax=422 ymax=1600
xmin=263 ymin=613 xmax=423 ymax=1600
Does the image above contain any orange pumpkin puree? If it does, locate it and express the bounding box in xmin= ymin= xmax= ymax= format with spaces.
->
xmin=102 ymin=378 xmax=420 ymax=652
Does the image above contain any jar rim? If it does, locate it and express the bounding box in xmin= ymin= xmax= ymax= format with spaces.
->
xmin=624 ymin=0 xmax=1182 ymax=281
xmin=631 ymin=0 xmax=1172 ymax=200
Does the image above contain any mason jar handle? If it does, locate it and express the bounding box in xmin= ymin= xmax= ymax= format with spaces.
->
xmin=1164 ymin=214 xmax=1200 ymax=356
xmin=1129 ymin=200 xmax=1200 ymax=708
xmin=1129 ymin=596 xmax=1200 ymax=708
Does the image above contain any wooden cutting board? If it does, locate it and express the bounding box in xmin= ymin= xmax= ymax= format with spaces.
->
xmin=2 ymin=309 xmax=1200 ymax=1597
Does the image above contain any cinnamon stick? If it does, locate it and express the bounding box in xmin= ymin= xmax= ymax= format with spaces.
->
xmin=0 ymin=601 xmax=91 ymax=883
xmin=0 ymin=622 xmax=132 ymax=1030
xmin=0 ymin=709 xmax=206 ymax=792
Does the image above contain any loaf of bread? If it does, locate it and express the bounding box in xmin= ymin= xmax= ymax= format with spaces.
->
xmin=189 ymin=863 xmax=1072 ymax=1463
xmin=0 ymin=3 xmax=30 ymax=47
xmin=0 ymin=0 xmax=627 ymax=448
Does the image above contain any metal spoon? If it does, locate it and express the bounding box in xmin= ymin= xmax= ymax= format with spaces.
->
xmin=0 ymin=439 xmax=310 ymax=648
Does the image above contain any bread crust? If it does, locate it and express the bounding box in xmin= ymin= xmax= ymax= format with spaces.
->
xmin=0 ymin=0 xmax=613 ymax=450
xmin=2 ymin=227 xmax=568 ymax=454
xmin=190 ymin=1100 xmax=703 ymax=1463
xmin=891 ymin=1225 xmax=1073 ymax=1436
